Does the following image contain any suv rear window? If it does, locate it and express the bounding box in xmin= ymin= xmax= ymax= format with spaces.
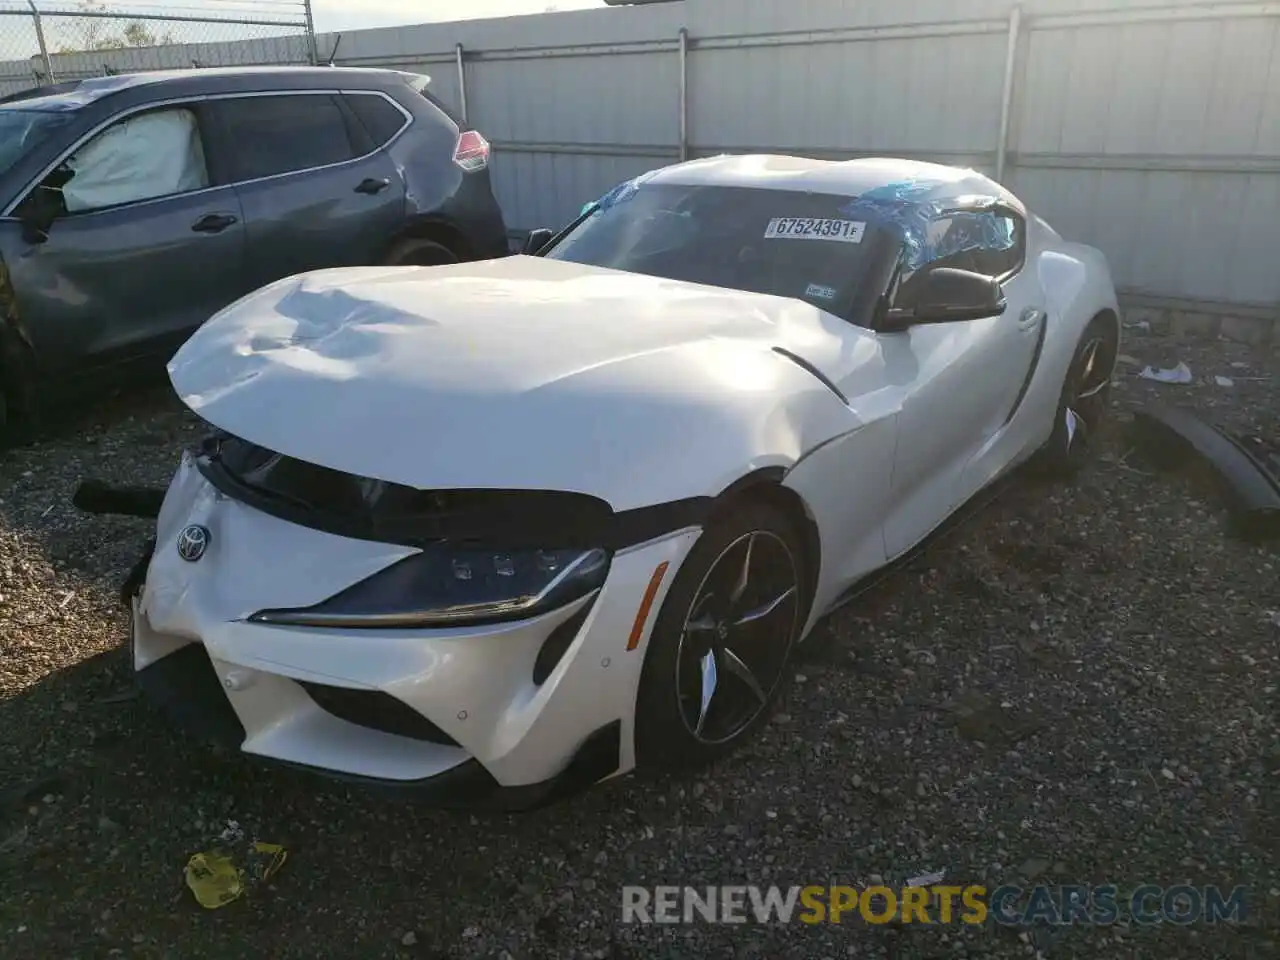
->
xmin=216 ymin=93 xmax=357 ymax=181
xmin=344 ymin=93 xmax=407 ymax=146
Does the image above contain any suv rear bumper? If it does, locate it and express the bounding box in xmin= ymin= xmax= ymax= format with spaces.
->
xmin=443 ymin=168 xmax=509 ymax=259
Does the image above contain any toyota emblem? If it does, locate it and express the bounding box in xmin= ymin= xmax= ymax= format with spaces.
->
xmin=176 ymin=524 xmax=210 ymax=562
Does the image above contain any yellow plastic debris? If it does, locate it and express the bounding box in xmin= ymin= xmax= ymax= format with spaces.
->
xmin=184 ymin=841 xmax=287 ymax=909
xmin=184 ymin=851 xmax=243 ymax=909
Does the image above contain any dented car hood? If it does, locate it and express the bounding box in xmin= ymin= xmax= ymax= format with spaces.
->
xmin=169 ymin=256 xmax=878 ymax=511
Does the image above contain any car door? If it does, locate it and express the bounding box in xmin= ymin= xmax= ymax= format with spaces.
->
xmin=880 ymin=206 xmax=1039 ymax=558
xmin=207 ymin=91 xmax=407 ymax=290
xmin=0 ymin=102 xmax=248 ymax=376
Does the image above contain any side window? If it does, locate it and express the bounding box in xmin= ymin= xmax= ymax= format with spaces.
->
xmin=894 ymin=210 xmax=1023 ymax=309
xmin=56 ymin=107 xmax=210 ymax=214
xmin=344 ymin=93 xmax=408 ymax=147
xmin=217 ymin=94 xmax=357 ymax=182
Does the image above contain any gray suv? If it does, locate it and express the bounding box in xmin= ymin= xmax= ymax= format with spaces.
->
xmin=0 ymin=66 xmax=509 ymax=438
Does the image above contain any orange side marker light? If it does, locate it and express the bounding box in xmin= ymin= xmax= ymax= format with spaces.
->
xmin=626 ymin=561 xmax=670 ymax=651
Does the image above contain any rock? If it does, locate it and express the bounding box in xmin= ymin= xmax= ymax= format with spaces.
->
xmin=400 ymin=931 xmax=417 ymax=946
xmin=0 ymin=828 xmax=29 ymax=852
xmin=1020 ymin=858 xmax=1051 ymax=880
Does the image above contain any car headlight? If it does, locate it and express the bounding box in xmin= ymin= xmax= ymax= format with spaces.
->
xmin=248 ymin=545 xmax=610 ymax=629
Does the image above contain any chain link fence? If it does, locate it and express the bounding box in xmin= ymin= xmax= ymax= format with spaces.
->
xmin=0 ymin=0 xmax=314 ymax=95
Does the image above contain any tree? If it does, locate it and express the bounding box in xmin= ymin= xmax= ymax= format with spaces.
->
xmin=55 ymin=1 xmax=175 ymax=54
xmin=122 ymin=21 xmax=154 ymax=47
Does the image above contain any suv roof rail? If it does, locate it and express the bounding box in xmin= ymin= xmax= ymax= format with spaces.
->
xmin=0 ymin=79 xmax=82 ymax=104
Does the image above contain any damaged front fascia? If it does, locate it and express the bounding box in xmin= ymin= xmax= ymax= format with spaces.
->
xmin=195 ymin=430 xmax=712 ymax=553
xmin=1131 ymin=404 xmax=1280 ymax=542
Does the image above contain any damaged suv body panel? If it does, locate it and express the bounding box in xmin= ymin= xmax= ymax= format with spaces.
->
xmin=167 ymin=255 xmax=880 ymax=514
xmin=0 ymin=67 xmax=509 ymax=433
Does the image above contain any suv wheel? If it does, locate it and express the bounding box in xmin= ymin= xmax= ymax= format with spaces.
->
xmin=383 ymin=237 xmax=459 ymax=267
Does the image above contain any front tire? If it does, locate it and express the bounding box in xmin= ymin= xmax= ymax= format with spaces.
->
xmin=1041 ymin=314 xmax=1118 ymax=477
xmin=635 ymin=500 xmax=806 ymax=769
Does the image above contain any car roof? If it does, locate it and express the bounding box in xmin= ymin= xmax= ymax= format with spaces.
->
xmin=0 ymin=66 xmax=412 ymax=112
xmin=647 ymin=154 xmax=1021 ymax=209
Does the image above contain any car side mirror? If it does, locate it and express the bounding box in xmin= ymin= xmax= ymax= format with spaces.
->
xmin=522 ymin=228 xmax=554 ymax=256
xmin=882 ymin=267 xmax=1006 ymax=332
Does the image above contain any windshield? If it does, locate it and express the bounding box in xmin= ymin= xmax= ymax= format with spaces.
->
xmin=0 ymin=108 xmax=73 ymax=178
xmin=543 ymin=183 xmax=902 ymax=320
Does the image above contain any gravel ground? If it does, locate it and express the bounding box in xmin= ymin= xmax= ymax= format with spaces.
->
xmin=1 ymin=328 xmax=1277 ymax=959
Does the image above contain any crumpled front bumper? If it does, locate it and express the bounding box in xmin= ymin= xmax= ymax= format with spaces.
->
xmin=130 ymin=455 xmax=698 ymax=807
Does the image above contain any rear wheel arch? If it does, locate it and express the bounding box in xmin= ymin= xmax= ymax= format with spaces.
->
xmin=382 ymin=217 xmax=473 ymax=265
xmin=1041 ymin=310 xmax=1120 ymax=476
xmin=1095 ymin=306 xmax=1121 ymax=351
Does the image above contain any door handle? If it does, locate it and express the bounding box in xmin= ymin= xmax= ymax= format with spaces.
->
xmin=355 ymin=177 xmax=391 ymax=195
xmin=191 ymin=213 xmax=238 ymax=234
xmin=1019 ymin=307 xmax=1047 ymax=330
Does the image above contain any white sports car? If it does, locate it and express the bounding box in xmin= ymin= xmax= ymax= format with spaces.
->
xmin=117 ymin=156 xmax=1120 ymax=808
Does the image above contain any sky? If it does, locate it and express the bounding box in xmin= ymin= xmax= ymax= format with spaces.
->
xmin=0 ymin=0 xmax=610 ymax=64
xmin=312 ymin=0 xmax=605 ymax=32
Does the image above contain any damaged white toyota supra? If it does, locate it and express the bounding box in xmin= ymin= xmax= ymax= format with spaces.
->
xmin=80 ymin=156 xmax=1120 ymax=808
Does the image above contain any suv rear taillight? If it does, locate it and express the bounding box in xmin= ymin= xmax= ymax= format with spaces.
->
xmin=453 ymin=130 xmax=490 ymax=172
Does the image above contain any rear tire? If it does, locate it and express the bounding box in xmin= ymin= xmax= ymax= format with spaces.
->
xmin=635 ymin=500 xmax=806 ymax=770
xmin=382 ymin=237 xmax=460 ymax=267
xmin=1041 ymin=314 xmax=1118 ymax=478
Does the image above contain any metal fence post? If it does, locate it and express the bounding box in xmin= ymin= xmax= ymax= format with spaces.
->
xmin=995 ymin=4 xmax=1022 ymax=184
xmin=303 ymin=0 xmax=319 ymax=65
xmin=27 ymin=0 xmax=53 ymax=83
xmin=678 ymin=27 xmax=688 ymax=162
xmin=455 ymin=43 xmax=469 ymax=126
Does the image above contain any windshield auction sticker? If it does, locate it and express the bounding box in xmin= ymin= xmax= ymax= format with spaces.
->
xmin=764 ymin=218 xmax=866 ymax=242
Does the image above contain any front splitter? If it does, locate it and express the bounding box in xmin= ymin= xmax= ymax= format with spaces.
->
xmin=131 ymin=609 xmax=623 ymax=811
